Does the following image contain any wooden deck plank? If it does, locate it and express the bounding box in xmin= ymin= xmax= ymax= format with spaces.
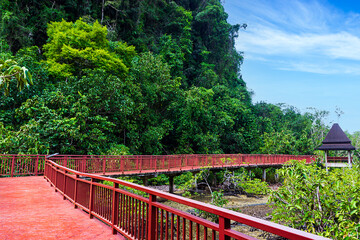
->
xmin=0 ymin=176 xmax=125 ymax=240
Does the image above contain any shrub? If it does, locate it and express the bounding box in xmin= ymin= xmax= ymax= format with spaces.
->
xmin=174 ymin=171 xmax=193 ymax=186
xmin=220 ymin=169 xmax=269 ymax=196
xmin=269 ymin=160 xmax=360 ymax=239
xmin=148 ymin=174 xmax=169 ymax=185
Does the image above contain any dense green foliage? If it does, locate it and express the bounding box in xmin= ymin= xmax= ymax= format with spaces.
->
xmin=43 ymin=19 xmax=132 ymax=78
xmin=270 ymin=160 xmax=360 ymax=239
xmin=0 ymin=0 xmax=347 ymax=155
xmin=178 ymin=168 xmax=268 ymax=198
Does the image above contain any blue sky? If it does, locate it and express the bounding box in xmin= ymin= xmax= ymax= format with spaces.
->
xmin=223 ymin=0 xmax=360 ymax=133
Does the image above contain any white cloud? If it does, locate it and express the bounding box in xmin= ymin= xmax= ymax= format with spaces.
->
xmin=228 ymin=0 xmax=338 ymax=32
xmin=227 ymin=0 xmax=360 ymax=75
xmin=237 ymin=27 xmax=360 ymax=60
xmin=278 ymin=61 xmax=360 ymax=75
xmin=225 ymin=0 xmax=360 ymax=133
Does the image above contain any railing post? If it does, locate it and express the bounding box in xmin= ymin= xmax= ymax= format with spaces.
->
xmin=148 ymin=194 xmax=157 ymax=240
xmin=44 ymin=160 xmax=47 ymax=180
xmin=11 ymin=155 xmax=15 ymax=177
xmin=136 ymin=155 xmax=139 ymax=170
xmin=168 ymin=157 xmax=170 ymax=171
xmin=64 ymin=156 xmax=68 ymax=168
xmin=74 ymin=174 xmax=79 ymax=208
xmin=103 ymin=156 xmax=106 ymax=175
xmin=155 ymin=156 xmax=157 ymax=172
xmin=49 ymin=162 xmax=53 ymax=182
xmin=162 ymin=156 xmax=165 ymax=170
xmin=121 ymin=156 xmax=124 ymax=174
xmin=63 ymin=170 xmax=67 ymax=200
xmin=124 ymin=156 xmax=127 ymax=172
xmin=35 ymin=155 xmax=39 ymax=176
xmin=89 ymin=178 xmax=94 ymax=219
xmin=52 ymin=163 xmax=56 ymax=183
xmin=219 ymin=216 xmax=231 ymax=240
xmin=47 ymin=161 xmax=50 ymax=181
xmin=54 ymin=166 xmax=58 ymax=192
xmin=140 ymin=156 xmax=142 ymax=173
xmin=82 ymin=156 xmax=87 ymax=172
xmin=111 ymin=182 xmax=119 ymax=234
xmin=149 ymin=155 xmax=151 ymax=169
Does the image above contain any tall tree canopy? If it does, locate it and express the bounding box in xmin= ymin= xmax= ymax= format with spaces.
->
xmin=0 ymin=0 xmax=324 ymax=155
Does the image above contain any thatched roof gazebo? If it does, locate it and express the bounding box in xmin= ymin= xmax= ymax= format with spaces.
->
xmin=317 ymin=123 xmax=355 ymax=171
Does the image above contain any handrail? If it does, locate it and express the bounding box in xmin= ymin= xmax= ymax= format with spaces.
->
xmin=44 ymin=159 xmax=329 ymax=240
xmin=0 ymin=154 xmax=47 ymax=177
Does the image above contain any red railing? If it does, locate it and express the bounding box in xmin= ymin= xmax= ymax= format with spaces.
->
xmin=44 ymin=159 xmax=328 ymax=240
xmin=1 ymin=154 xmax=315 ymax=177
xmin=327 ymin=156 xmax=350 ymax=162
xmin=48 ymin=154 xmax=315 ymax=175
xmin=0 ymin=155 xmax=46 ymax=177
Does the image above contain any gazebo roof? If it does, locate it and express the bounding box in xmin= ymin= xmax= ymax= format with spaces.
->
xmin=317 ymin=123 xmax=355 ymax=151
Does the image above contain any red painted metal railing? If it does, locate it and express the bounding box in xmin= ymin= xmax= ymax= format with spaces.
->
xmin=48 ymin=154 xmax=315 ymax=175
xmin=44 ymin=159 xmax=328 ymax=240
xmin=0 ymin=155 xmax=46 ymax=177
xmin=327 ymin=156 xmax=350 ymax=162
xmin=1 ymin=154 xmax=315 ymax=177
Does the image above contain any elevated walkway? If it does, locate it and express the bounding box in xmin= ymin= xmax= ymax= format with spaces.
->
xmin=0 ymin=154 xmax=315 ymax=177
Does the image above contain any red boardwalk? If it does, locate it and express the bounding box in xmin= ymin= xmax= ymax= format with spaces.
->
xmin=0 ymin=154 xmax=315 ymax=177
xmin=0 ymin=176 xmax=125 ymax=240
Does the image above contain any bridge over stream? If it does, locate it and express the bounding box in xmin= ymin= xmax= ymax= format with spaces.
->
xmin=0 ymin=154 xmax=330 ymax=240
xmin=1 ymin=153 xmax=315 ymax=177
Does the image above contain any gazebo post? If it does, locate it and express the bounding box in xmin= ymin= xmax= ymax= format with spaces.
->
xmin=348 ymin=150 xmax=352 ymax=168
xmin=325 ymin=150 xmax=328 ymax=172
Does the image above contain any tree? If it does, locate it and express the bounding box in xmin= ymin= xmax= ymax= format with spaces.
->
xmin=126 ymin=52 xmax=180 ymax=154
xmin=0 ymin=1 xmax=322 ymax=155
xmin=0 ymin=0 xmax=66 ymax=52
xmin=306 ymin=107 xmax=330 ymax=148
xmin=43 ymin=18 xmax=134 ymax=79
xmin=168 ymin=86 xmax=221 ymax=154
xmin=0 ymin=59 xmax=32 ymax=96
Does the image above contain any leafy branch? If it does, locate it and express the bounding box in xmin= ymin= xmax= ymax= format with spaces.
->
xmin=0 ymin=59 xmax=32 ymax=96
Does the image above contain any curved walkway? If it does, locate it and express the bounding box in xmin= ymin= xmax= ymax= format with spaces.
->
xmin=0 ymin=176 xmax=125 ymax=240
